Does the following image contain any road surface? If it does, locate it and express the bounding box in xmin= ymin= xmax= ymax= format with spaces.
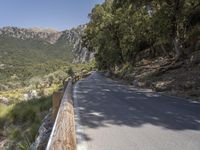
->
xmin=73 ymin=72 xmax=200 ymax=150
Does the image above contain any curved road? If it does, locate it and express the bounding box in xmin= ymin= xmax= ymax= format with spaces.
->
xmin=73 ymin=72 xmax=200 ymax=150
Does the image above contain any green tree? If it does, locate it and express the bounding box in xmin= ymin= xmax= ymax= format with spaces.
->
xmin=82 ymin=0 xmax=200 ymax=72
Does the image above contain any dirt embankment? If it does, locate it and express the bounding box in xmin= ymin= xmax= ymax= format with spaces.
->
xmin=113 ymin=50 xmax=200 ymax=101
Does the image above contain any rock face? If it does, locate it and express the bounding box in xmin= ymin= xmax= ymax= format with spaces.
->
xmin=0 ymin=25 xmax=94 ymax=63
xmin=0 ymin=26 xmax=62 ymax=44
xmin=69 ymin=25 xmax=94 ymax=63
xmin=31 ymin=111 xmax=54 ymax=150
xmin=58 ymin=25 xmax=94 ymax=63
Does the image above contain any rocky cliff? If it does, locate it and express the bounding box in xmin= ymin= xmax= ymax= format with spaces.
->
xmin=0 ymin=25 xmax=93 ymax=63
xmin=58 ymin=25 xmax=94 ymax=63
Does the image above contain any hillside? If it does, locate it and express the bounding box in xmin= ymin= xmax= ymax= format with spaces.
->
xmin=0 ymin=25 xmax=93 ymax=63
xmin=0 ymin=26 xmax=93 ymax=88
xmin=0 ymin=25 xmax=95 ymax=149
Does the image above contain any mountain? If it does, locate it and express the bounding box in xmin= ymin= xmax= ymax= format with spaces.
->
xmin=0 ymin=25 xmax=93 ymax=84
xmin=63 ymin=25 xmax=94 ymax=63
xmin=0 ymin=25 xmax=93 ymax=63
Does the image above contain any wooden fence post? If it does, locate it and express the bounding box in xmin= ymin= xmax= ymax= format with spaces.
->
xmin=52 ymin=91 xmax=63 ymax=120
xmin=46 ymin=80 xmax=76 ymax=150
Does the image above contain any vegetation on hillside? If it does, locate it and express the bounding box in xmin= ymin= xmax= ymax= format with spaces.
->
xmin=0 ymin=36 xmax=72 ymax=86
xmin=0 ymin=27 xmax=95 ymax=149
xmin=0 ymin=62 xmax=95 ymax=149
xmin=0 ymin=96 xmax=52 ymax=149
xmin=82 ymin=0 xmax=200 ymax=71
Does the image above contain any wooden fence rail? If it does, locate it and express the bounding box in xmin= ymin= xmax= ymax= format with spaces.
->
xmin=46 ymin=79 xmax=76 ymax=150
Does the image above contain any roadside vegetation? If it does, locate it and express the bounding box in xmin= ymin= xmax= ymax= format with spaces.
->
xmin=82 ymin=0 xmax=200 ymax=99
xmin=0 ymin=62 xmax=95 ymax=149
xmin=0 ymin=97 xmax=51 ymax=149
xmin=83 ymin=0 xmax=200 ymax=70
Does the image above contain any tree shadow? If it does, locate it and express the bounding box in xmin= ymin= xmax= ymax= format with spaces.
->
xmin=74 ymin=72 xmax=200 ymax=144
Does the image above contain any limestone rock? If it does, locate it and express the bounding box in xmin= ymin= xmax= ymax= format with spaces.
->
xmin=154 ymin=81 xmax=171 ymax=92
xmin=0 ymin=96 xmax=9 ymax=105
xmin=31 ymin=112 xmax=53 ymax=150
xmin=24 ymin=90 xmax=39 ymax=101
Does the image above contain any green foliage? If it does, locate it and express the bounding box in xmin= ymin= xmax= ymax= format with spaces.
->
xmin=0 ymin=96 xmax=52 ymax=149
xmin=0 ymin=62 xmax=94 ymax=149
xmin=67 ymin=67 xmax=75 ymax=77
xmin=83 ymin=0 xmax=200 ymax=71
xmin=0 ymin=36 xmax=72 ymax=86
xmin=0 ymin=25 xmax=96 ymax=149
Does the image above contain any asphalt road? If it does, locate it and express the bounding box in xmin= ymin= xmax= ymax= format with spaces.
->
xmin=73 ymin=72 xmax=200 ymax=150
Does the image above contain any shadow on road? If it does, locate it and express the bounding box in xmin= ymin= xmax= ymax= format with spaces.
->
xmin=74 ymin=72 xmax=200 ymax=143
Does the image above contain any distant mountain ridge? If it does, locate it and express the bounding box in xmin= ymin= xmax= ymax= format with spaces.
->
xmin=0 ymin=25 xmax=93 ymax=63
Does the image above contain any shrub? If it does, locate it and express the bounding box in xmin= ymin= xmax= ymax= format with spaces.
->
xmin=67 ymin=67 xmax=74 ymax=77
xmin=0 ymin=96 xmax=52 ymax=149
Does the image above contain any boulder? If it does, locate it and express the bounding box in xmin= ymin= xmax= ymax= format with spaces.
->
xmin=0 ymin=96 xmax=10 ymax=105
xmin=24 ymin=90 xmax=39 ymax=100
xmin=154 ymin=82 xmax=171 ymax=92
xmin=30 ymin=90 xmax=38 ymax=98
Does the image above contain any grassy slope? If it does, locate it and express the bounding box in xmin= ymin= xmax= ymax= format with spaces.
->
xmin=0 ymin=97 xmax=52 ymax=149
xmin=0 ymin=62 xmax=95 ymax=149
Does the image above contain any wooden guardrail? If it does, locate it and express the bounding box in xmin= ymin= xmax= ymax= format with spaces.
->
xmin=46 ymin=79 xmax=76 ymax=150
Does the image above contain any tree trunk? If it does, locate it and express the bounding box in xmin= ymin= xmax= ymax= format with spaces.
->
xmin=173 ymin=37 xmax=181 ymax=60
xmin=167 ymin=0 xmax=183 ymax=61
xmin=160 ymin=44 xmax=169 ymax=57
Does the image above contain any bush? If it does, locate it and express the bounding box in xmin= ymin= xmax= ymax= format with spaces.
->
xmin=0 ymin=96 xmax=52 ymax=149
xmin=67 ymin=67 xmax=74 ymax=77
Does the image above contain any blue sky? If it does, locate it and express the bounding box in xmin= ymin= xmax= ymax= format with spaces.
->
xmin=0 ymin=0 xmax=104 ymax=30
